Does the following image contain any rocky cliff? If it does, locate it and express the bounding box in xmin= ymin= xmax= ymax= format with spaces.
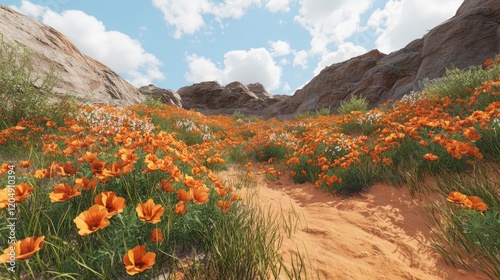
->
xmin=262 ymin=0 xmax=500 ymax=118
xmin=175 ymin=81 xmax=284 ymax=115
xmin=0 ymin=5 xmax=145 ymax=107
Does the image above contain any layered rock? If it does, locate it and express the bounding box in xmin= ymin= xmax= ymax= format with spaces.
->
xmin=177 ymin=81 xmax=283 ymax=115
xmin=139 ymin=84 xmax=183 ymax=108
xmin=0 ymin=5 xmax=144 ymax=107
xmin=263 ymin=0 xmax=500 ymax=118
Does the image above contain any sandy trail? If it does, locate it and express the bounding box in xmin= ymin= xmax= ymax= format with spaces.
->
xmin=225 ymin=166 xmax=490 ymax=280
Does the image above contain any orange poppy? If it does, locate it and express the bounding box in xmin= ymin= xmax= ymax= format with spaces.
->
xmin=192 ymin=186 xmax=209 ymax=204
xmin=136 ymin=199 xmax=164 ymax=224
xmin=423 ymin=153 xmax=439 ymax=161
xmin=463 ymin=196 xmax=488 ymax=211
xmin=49 ymin=183 xmax=81 ymax=202
xmin=94 ymin=191 xmax=126 ymax=217
xmin=217 ymin=200 xmax=232 ymax=213
xmin=150 ymin=228 xmax=163 ymax=242
xmin=123 ymin=245 xmax=156 ymax=275
xmin=446 ymin=191 xmax=468 ymax=204
xmin=18 ymin=160 xmax=33 ymax=168
xmin=73 ymin=204 xmax=111 ymax=236
xmin=174 ymin=201 xmax=187 ymax=215
xmin=75 ymin=176 xmax=98 ymax=191
xmin=0 ymin=236 xmax=45 ymax=263
xmin=177 ymin=188 xmax=193 ymax=203
xmin=159 ymin=179 xmax=175 ymax=193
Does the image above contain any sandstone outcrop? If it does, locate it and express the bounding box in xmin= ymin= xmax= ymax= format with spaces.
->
xmin=0 ymin=5 xmax=144 ymax=107
xmin=263 ymin=0 xmax=500 ymax=118
xmin=177 ymin=81 xmax=283 ymax=115
xmin=139 ymin=84 xmax=183 ymax=108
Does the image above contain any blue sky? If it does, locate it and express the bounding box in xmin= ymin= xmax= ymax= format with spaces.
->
xmin=4 ymin=0 xmax=462 ymax=95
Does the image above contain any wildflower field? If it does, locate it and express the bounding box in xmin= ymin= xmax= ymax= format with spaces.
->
xmin=0 ymin=37 xmax=499 ymax=279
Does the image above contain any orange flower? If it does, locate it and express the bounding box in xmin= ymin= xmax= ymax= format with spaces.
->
xmin=463 ymin=196 xmax=488 ymax=211
xmin=75 ymin=176 xmax=98 ymax=191
xmin=159 ymin=179 xmax=175 ymax=193
xmin=73 ymin=204 xmax=110 ymax=236
xmin=174 ymin=201 xmax=187 ymax=215
xmin=463 ymin=127 xmax=481 ymax=142
xmin=123 ymin=245 xmax=156 ymax=275
xmin=136 ymin=199 xmax=164 ymax=224
xmin=423 ymin=153 xmax=439 ymax=161
xmin=177 ymin=188 xmax=193 ymax=203
xmin=0 ymin=236 xmax=45 ymax=263
xmin=94 ymin=191 xmax=126 ymax=217
xmin=217 ymin=200 xmax=232 ymax=213
xmin=49 ymin=183 xmax=81 ymax=202
xmin=192 ymin=186 xmax=209 ymax=204
xmin=150 ymin=228 xmax=163 ymax=242
xmin=18 ymin=160 xmax=33 ymax=168
xmin=446 ymin=191 xmax=468 ymax=204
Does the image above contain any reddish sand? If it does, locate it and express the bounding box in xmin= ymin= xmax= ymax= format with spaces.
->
xmin=232 ymin=167 xmax=490 ymax=280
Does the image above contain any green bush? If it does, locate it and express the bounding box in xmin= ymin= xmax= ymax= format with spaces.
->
xmin=0 ymin=34 xmax=75 ymax=128
xmin=337 ymin=95 xmax=368 ymax=115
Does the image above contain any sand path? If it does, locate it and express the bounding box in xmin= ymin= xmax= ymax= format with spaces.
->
xmin=226 ymin=165 xmax=490 ymax=280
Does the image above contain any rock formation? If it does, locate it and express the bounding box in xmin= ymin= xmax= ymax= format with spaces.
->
xmin=177 ymin=81 xmax=283 ymax=115
xmin=263 ymin=0 xmax=500 ymax=118
xmin=0 ymin=5 xmax=145 ymax=107
xmin=139 ymin=84 xmax=183 ymax=108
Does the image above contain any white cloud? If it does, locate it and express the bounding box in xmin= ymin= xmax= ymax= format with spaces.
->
xmin=153 ymin=0 xmax=262 ymax=38
xmin=269 ymin=40 xmax=292 ymax=56
xmin=185 ymin=48 xmax=282 ymax=90
xmin=266 ymin=0 xmax=291 ymax=12
xmin=14 ymin=1 xmax=164 ymax=87
xmin=369 ymin=0 xmax=462 ymax=53
xmin=295 ymin=0 xmax=374 ymax=53
xmin=293 ymin=50 xmax=309 ymax=69
xmin=313 ymin=42 xmax=367 ymax=75
xmin=152 ymin=0 xmax=211 ymax=38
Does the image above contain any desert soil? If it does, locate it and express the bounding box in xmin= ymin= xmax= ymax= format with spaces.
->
xmin=223 ymin=165 xmax=490 ymax=280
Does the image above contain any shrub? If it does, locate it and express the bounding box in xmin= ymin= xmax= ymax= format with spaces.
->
xmin=337 ymin=95 xmax=368 ymax=115
xmin=0 ymin=34 xmax=75 ymax=128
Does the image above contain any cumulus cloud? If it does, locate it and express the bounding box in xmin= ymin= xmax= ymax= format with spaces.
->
xmin=313 ymin=42 xmax=367 ymax=75
xmin=293 ymin=50 xmax=309 ymax=69
xmin=266 ymin=0 xmax=291 ymax=12
xmin=269 ymin=40 xmax=292 ymax=56
xmin=294 ymin=0 xmax=373 ymax=54
xmin=153 ymin=0 xmax=262 ymax=38
xmin=14 ymin=1 xmax=164 ymax=87
xmin=185 ymin=48 xmax=282 ymax=90
xmin=152 ymin=0 xmax=211 ymax=39
xmin=368 ymin=0 xmax=462 ymax=53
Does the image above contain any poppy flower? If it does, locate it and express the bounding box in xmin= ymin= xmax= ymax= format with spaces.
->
xmin=150 ymin=228 xmax=163 ymax=242
xmin=159 ymin=179 xmax=175 ymax=193
xmin=446 ymin=191 xmax=468 ymax=204
xmin=49 ymin=183 xmax=81 ymax=202
xmin=0 ymin=236 xmax=45 ymax=263
xmin=18 ymin=160 xmax=33 ymax=168
xmin=73 ymin=204 xmax=110 ymax=236
xmin=192 ymin=186 xmax=209 ymax=204
xmin=463 ymin=196 xmax=488 ymax=211
xmin=177 ymin=189 xmax=193 ymax=203
xmin=75 ymin=176 xmax=98 ymax=191
xmin=423 ymin=153 xmax=439 ymax=161
xmin=217 ymin=200 xmax=232 ymax=213
xmin=136 ymin=199 xmax=164 ymax=224
xmin=123 ymin=245 xmax=156 ymax=275
xmin=174 ymin=201 xmax=187 ymax=215
xmin=94 ymin=191 xmax=126 ymax=217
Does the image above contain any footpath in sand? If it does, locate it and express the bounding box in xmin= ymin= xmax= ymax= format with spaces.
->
xmin=228 ymin=165 xmax=490 ymax=280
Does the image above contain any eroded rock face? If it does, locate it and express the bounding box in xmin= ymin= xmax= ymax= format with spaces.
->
xmin=263 ymin=0 xmax=500 ymax=118
xmin=177 ymin=81 xmax=282 ymax=115
xmin=139 ymin=84 xmax=183 ymax=108
xmin=0 ymin=5 xmax=145 ymax=107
